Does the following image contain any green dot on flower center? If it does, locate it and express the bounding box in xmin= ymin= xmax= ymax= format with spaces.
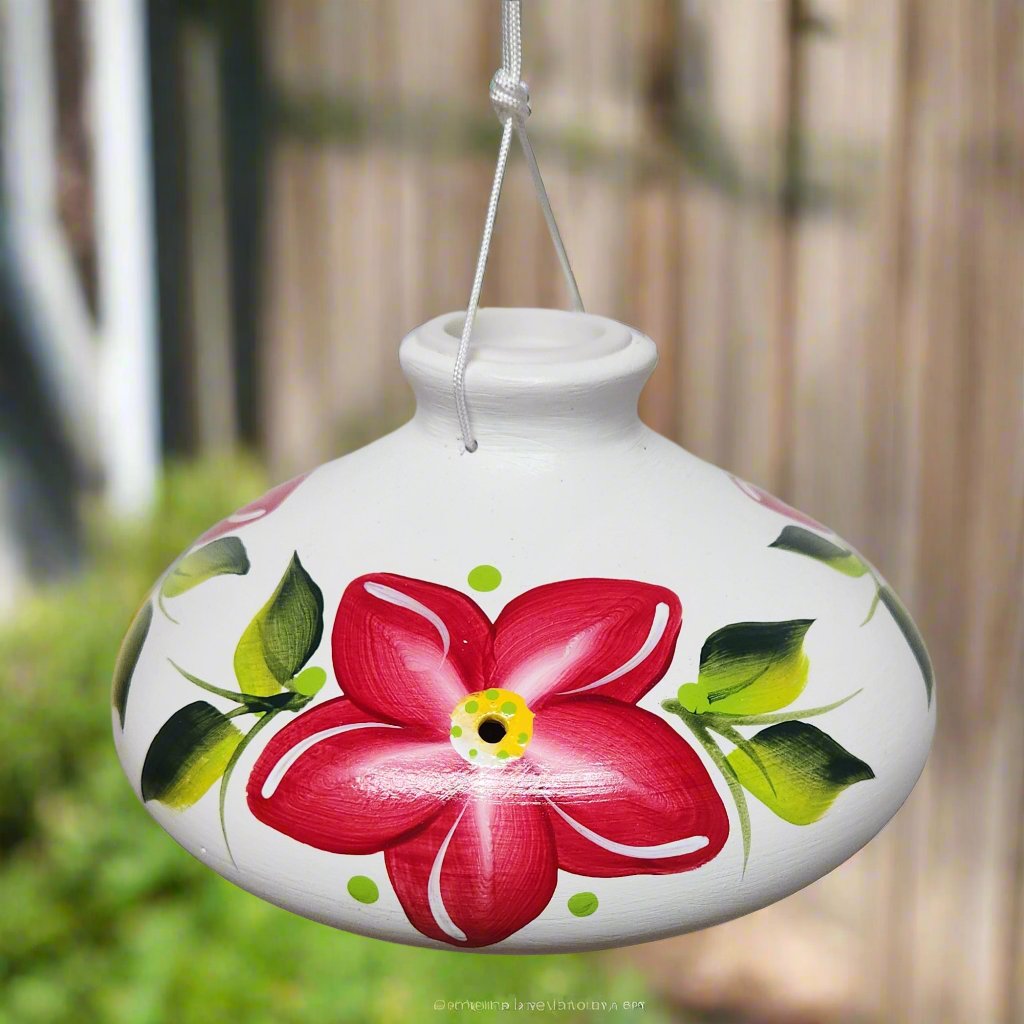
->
xmin=450 ymin=725 xmax=462 ymax=737
xmin=468 ymin=565 xmax=502 ymax=592
xmin=465 ymin=700 xmax=478 ymax=713
xmin=568 ymin=892 xmax=598 ymax=918
xmin=468 ymin=748 xmax=478 ymax=758
xmin=485 ymin=688 xmax=499 ymax=700
xmin=501 ymin=701 xmax=517 ymax=715
xmin=347 ymin=876 xmax=379 ymax=904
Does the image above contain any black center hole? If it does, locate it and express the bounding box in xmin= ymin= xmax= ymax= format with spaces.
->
xmin=477 ymin=717 xmax=507 ymax=745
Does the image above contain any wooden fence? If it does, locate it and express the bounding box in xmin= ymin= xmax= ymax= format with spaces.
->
xmin=259 ymin=2 xmax=1023 ymax=1021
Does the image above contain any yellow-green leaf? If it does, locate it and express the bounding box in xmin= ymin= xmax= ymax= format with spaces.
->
xmin=769 ymin=526 xmax=870 ymax=578
xmin=726 ymin=721 xmax=874 ymax=825
xmin=112 ymin=600 xmax=152 ymax=727
xmin=161 ymin=537 xmax=250 ymax=599
xmin=141 ymin=701 xmax=243 ymax=809
xmin=678 ymin=619 xmax=814 ymax=716
xmin=233 ymin=553 xmax=324 ymax=696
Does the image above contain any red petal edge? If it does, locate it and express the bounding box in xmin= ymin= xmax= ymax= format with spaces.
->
xmin=491 ymin=578 xmax=682 ymax=707
xmin=332 ymin=573 xmax=493 ymax=734
xmin=528 ymin=697 xmax=730 ymax=877
xmin=198 ymin=471 xmax=310 ymax=544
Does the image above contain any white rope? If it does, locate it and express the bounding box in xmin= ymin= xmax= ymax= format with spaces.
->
xmin=453 ymin=0 xmax=583 ymax=453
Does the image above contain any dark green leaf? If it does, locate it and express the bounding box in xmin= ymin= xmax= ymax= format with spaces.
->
xmin=233 ymin=553 xmax=324 ymax=695
xmin=111 ymin=600 xmax=152 ymax=727
xmin=769 ymin=525 xmax=870 ymax=578
xmin=879 ymin=586 xmax=934 ymax=704
xmin=160 ymin=537 xmax=250 ymax=599
xmin=141 ymin=701 xmax=243 ymax=809
xmin=677 ymin=619 xmax=814 ymax=715
xmin=726 ymin=721 xmax=874 ymax=825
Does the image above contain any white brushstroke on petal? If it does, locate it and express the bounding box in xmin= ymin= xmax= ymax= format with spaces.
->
xmin=562 ymin=602 xmax=670 ymax=694
xmin=428 ymin=805 xmax=468 ymax=942
xmin=364 ymin=581 xmax=451 ymax=659
xmin=545 ymin=797 xmax=708 ymax=858
xmin=260 ymin=722 xmax=400 ymax=799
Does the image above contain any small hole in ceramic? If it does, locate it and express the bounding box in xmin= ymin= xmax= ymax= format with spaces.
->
xmin=477 ymin=717 xmax=507 ymax=744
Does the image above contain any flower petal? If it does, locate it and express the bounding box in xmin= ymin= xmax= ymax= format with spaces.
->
xmin=527 ymin=697 xmax=729 ymax=876
xmin=731 ymin=475 xmax=826 ymax=531
xmin=492 ymin=579 xmax=682 ymax=707
xmin=385 ymin=794 xmax=557 ymax=948
xmin=246 ymin=698 xmax=466 ymax=854
xmin=198 ymin=472 xmax=309 ymax=544
xmin=332 ymin=574 xmax=493 ymax=732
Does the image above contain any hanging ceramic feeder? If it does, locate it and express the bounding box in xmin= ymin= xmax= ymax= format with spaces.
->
xmin=112 ymin=1 xmax=934 ymax=954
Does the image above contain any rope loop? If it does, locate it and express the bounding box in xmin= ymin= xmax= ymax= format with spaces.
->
xmin=453 ymin=0 xmax=583 ymax=453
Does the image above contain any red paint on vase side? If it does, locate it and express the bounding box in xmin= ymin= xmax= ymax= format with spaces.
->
xmin=247 ymin=574 xmax=729 ymax=948
xmin=731 ymin=475 xmax=827 ymax=532
xmin=196 ymin=472 xmax=310 ymax=545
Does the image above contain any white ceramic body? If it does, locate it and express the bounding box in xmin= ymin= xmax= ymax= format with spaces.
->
xmin=113 ymin=309 xmax=935 ymax=953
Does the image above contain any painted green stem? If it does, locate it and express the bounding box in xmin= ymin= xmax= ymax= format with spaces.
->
xmin=860 ymin=576 xmax=883 ymax=625
xmin=218 ymin=708 xmax=285 ymax=867
xmin=707 ymin=689 xmax=863 ymax=727
xmin=711 ymin=722 xmax=777 ymax=796
xmin=157 ymin=589 xmax=179 ymax=624
xmin=169 ymin=660 xmax=251 ymax=704
xmin=663 ymin=700 xmax=752 ymax=870
xmin=168 ymin=660 xmax=311 ymax=713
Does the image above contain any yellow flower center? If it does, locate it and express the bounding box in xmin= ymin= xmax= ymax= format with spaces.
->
xmin=449 ymin=688 xmax=534 ymax=768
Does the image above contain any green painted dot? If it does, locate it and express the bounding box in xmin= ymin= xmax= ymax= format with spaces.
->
xmin=465 ymin=700 xmax=479 ymax=714
xmin=568 ymin=892 xmax=598 ymax=918
xmin=500 ymin=701 xmax=517 ymax=716
xmin=450 ymin=725 xmax=462 ymax=737
xmin=517 ymin=732 xmax=528 ymax=744
xmin=468 ymin=748 xmax=478 ymax=758
xmin=347 ymin=876 xmax=379 ymax=905
xmin=485 ymin=688 xmax=499 ymax=700
xmin=497 ymin=750 xmax=510 ymax=760
xmin=468 ymin=565 xmax=502 ymax=592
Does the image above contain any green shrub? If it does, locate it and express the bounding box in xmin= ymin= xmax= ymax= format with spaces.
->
xmin=0 ymin=458 xmax=669 ymax=1024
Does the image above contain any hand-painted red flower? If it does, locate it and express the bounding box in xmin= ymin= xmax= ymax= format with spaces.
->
xmin=197 ymin=472 xmax=309 ymax=544
xmin=731 ymin=475 xmax=827 ymax=531
xmin=247 ymin=575 xmax=729 ymax=948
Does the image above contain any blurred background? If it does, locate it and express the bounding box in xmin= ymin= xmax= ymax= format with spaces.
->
xmin=0 ymin=1 xmax=1021 ymax=1022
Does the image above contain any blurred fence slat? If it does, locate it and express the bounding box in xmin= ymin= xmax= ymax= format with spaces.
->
xmin=261 ymin=3 xmax=1024 ymax=1020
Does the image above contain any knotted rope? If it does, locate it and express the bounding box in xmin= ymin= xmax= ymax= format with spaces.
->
xmin=453 ymin=0 xmax=584 ymax=453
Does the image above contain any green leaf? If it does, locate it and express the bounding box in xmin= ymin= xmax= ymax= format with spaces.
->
xmin=141 ymin=701 xmax=243 ymax=809
xmin=160 ymin=537 xmax=250 ymax=600
xmin=233 ymin=553 xmax=324 ymax=696
xmin=725 ymin=721 xmax=874 ymax=825
xmin=769 ymin=525 xmax=870 ymax=578
xmin=677 ymin=619 xmax=814 ymax=716
xmin=878 ymin=586 xmax=934 ymax=704
xmin=112 ymin=600 xmax=152 ymax=727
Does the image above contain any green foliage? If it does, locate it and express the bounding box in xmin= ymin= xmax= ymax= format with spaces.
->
xmin=726 ymin=721 xmax=875 ymax=826
xmin=233 ymin=553 xmax=323 ymax=696
xmin=677 ymin=619 xmax=813 ymax=716
xmin=140 ymin=702 xmax=243 ymax=809
xmin=159 ymin=537 xmax=251 ymax=621
xmin=0 ymin=457 xmax=668 ymax=1024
